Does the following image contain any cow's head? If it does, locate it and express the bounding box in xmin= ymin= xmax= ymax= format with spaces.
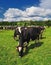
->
xmin=16 ymin=45 xmax=22 ymax=52
xmin=14 ymin=27 xmax=21 ymax=39
xmin=16 ymin=45 xmax=23 ymax=57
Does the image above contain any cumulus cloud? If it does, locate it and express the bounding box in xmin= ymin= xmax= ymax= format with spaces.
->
xmin=0 ymin=0 xmax=51 ymax=21
xmin=3 ymin=6 xmax=51 ymax=21
xmin=4 ymin=8 xmax=23 ymax=18
xmin=40 ymin=0 xmax=51 ymax=9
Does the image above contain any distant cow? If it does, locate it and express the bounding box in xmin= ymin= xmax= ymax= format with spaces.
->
xmin=0 ymin=26 xmax=3 ymax=29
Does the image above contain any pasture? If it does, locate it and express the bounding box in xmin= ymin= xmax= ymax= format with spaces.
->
xmin=0 ymin=27 xmax=51 ymax=65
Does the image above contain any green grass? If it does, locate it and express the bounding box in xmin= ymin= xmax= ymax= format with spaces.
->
xmin=0 ymin=27 xmax=51 ymax=65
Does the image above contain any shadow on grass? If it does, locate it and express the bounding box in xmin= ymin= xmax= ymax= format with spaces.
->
xmin=29 ymin=42 xmax=43 ymax=49
xmin=23 ymin=42 xmax=43 ymax=56
xmin=41 ymin=36 xmax=46 ymax=39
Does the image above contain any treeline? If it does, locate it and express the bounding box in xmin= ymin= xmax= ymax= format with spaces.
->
xmin=0 ymin=20 xmax=51 ymax=26
xmin=0 ymin=22 xmax=17 ymax=26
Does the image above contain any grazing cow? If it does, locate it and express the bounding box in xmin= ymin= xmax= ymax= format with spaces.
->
xmin=14 ymin=26 xmax=45 ymax=57
xmin=16 ymin=27 xmax=30 ymax=57
xmin=15 ymin=26 xmax=43 ymax=57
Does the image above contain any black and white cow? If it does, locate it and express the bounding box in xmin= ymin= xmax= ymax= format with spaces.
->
xmin=14 ymin=26 xmax=44 ymax=57
xmin=14 ymin=27 xmax=29 ymax=57
xmin=14 ymin=26 xmax=45 ymax=57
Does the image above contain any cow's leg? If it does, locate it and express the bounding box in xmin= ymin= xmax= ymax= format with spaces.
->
xmin=35 ymin=36 xmax=39 ymax=44
xmin=25 ymin=43 xmax=28 ymax=49
xmin=35 ymin=39 xmax=38 ymax=43
xmin=24 ymin=42 xmax=29 ymax=50
xmin=40 ymin=34 xmax=42 ymax=39
xmin=37 ymin=35 xmax=40 ymax=43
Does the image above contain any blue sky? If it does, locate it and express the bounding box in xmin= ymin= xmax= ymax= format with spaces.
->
xmin=0 ymin=0 xmax=51 ymax=21
xmin=0 ymin=0 xmax=40 ymax=18
xmin=0 ymin=0 xmax=40 ymax=9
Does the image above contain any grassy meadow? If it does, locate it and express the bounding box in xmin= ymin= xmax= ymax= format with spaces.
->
xmin=0 ymin=27 xmax=51 ymax=65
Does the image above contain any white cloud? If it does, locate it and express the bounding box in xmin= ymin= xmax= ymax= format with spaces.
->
xmin=3 ymin=6 xmax=51 ymax=21
xmin=40 ymin=0 xmax=51 ymax=9
xmin=26 ymin=6 xmax=47 ymax=17
xmin=4 ymin=8 xmax=23 ymax=18
xmin=0 ymin=0 xmax=51 ymax=21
